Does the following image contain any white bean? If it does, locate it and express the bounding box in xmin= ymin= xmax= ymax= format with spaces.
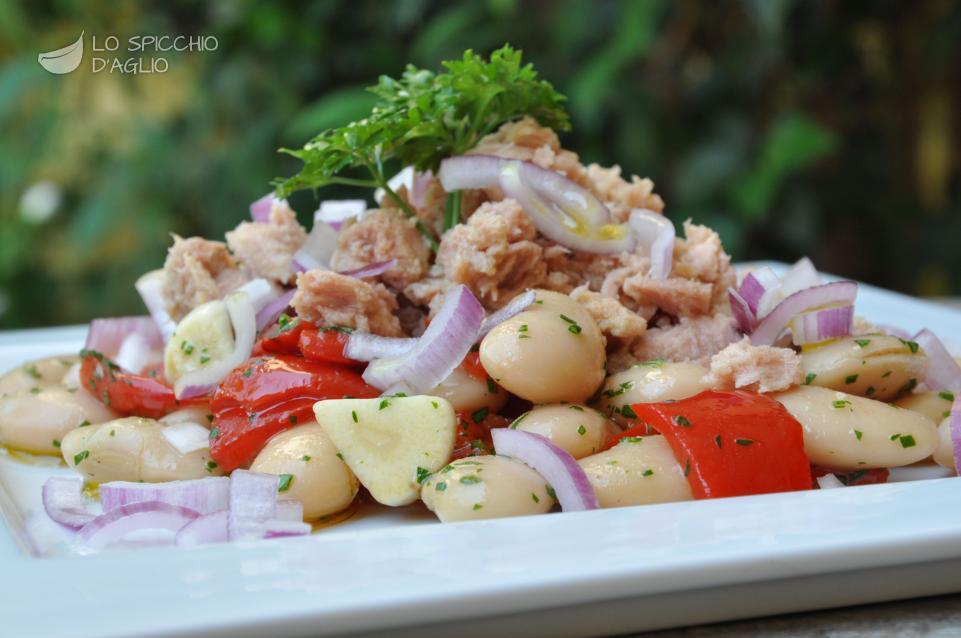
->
xmin=428 ymin=368 xmax=507 ymax=414
xmin=250 ymin=422 xmax=359 ymax=519
xmin=421 ymin=455 xmax=553 ymax=522
xmin=480 ymin=290 xmax=605 ymax=403
xmin=932 ymin=418 xmax=954 ymax=470
xmin=597 ymin=361 xmax=710 ymax=426
xmin=895 ymin=391 xmax=955 ymax=424
xmin=513 ymin=403 xmax=617 ymax=459
xmin=774 ymin=385 xmax=938 ymax=469
xmin=60 ymin=417 xmax=221 ymax=482
xmin=0 ymin=356 xmax=78 ymax=397
xmin=800 ymin=335 xmax=927 ymax=401
xmin=0 ymin=387 xmax=117 ymax=454
xmin=579 ymin=436 xmax=692 ymax=508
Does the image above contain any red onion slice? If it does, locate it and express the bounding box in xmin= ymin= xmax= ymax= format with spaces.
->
xmin=627 ymin=209 xmax=675 ymax=279
xmin=77 ymin=501 xmax=200 ymax=550
xmin=114 ymin=331 xmax=161 ymax=376
xmin=738 ymin=267 xmax=780 ymax=315
xmin=779 ymin=257 xmax=821 ymax=297
xmin=275 ymin=499 xmax=304 ymax=522
xmin=100 ymin=477 xmax=229 ymax=515
xmin=228 ymin=470 xmax=278 ymax=541
xmin=913 ymin=329 xmax=961 ymax=393
xmin=750 ymin=281 xmax=858 ymax=346
xmin=42 ymin=477 xmax=94 ymax=529
xmin=375 ymin=167 xmax=432 ymax=208
xmin=174 ymin=291 xmax=256 ymax=399
xmin=728 ymin=288 xmax=756 ymax=333
xmin=949 ymin=397 xmax=961 ymax=477
xmin=339 ymin=259 xmax=397 ymax=280
xmin=236 ymin=278 xmax=283 ymax=313
xmin=314 ymin=199 xmax=366 ymax=231
xmin=362 ymin=285 xmax=484 ymax=392
xmin=478 ymin=289 xmax=537 ymax=338
xmin=292 ymin=220 xmax=339 ymax=272
xmin=135 ymin=270 xmax=177 ymax=343
xmin=263 ymin=520 xmax=312 ymax=538
xmin=249 ymin=193 xmax=286 ymax=223
xmin=255 ymin=289 xmax=295 ymax=333
xmin=789 ymin=304 xmax=855 ymax=346
xmin=84 ymin=316 xmax=164 ymax=364
xmin=345 ymin=334 xmax=418 ymax=362
xmin=176 ymin=509 xmax=228 ymax=547
xmin=491 ymin=429 xmax=598 ymax=511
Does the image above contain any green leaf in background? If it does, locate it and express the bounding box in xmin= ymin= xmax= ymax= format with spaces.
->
xmin=731 ymin=113 xmax=838 ymax=221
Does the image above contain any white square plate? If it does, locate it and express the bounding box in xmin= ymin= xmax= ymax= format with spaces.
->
xmin=2 ymin=263 xmax=961 ymax=638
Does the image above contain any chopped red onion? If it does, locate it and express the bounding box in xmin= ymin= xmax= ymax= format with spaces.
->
xmin=77 ymin=501 xmax=200 ymax=551
xmin=440 ymin=155 xmax=630 ymax=254
xmin=339 ymin=259 xmax=397 ymax=279
xmin=114 ymin=331 xmax=161 ymax=375
xmin=161 ymin=421 xmax=212 ymax=455
xmin=375 ymin=167 xmax=433 ymax=208
xmin=738 ymin=266 xmax=780 ymax=316
xmin=949 ymin=397 xmax=961 ymax=477
xmin=84 ymin=316 xmax=163 ymax=364
xmin=913 ymin=329 xmax=961 ymax=393
xmin=728 ymin=288 xmax=756 ymax=333
xmin=228 ymin=470 xmax=278 ymax=541
xmin=478 ymin=290 xmax=537 ymax=338
xmin=250 ymin=193 xmax=286 ymax=223
xmin=627 ymin=209 xmax=675 ymax=279
xmin=779 ymin=257 xmax=821 ymax=298
xmin=314 ymin=199 xmax=366 ymax=231
xmin=362 ymin=285 xmax=485 ymax=392
xmin=100 ymin=477 xmax=229 ymax=514
xmin=344 ymin=334 xmax=418 ymax=362
xmin=42 ymin=477 xmax=94 ymax=529
xmin=292 ymin=219 xmax=338 ymax=273
xmin=236 ymin=278 xmax=283 ymax=314
xmin=275 ymin=499 xmax=304 ymax=522
xmin=750 ymin=281 xmax=858 ymax=346
xmin=176 ymin=509 xmax=227 ymax=547
xmin=816 ymin=474 xmax=845 ymax=489
xmin=255 ymin=289 xmax=295 ymax=333
xmin=263 ymin=520 xmax=312 ymax=538
xmin=135 ymin=270 xmax=177 ymax=342
xmin=174 ymin=291 xmax=256 ymax=400
xmin=789 ymin=304 xmax=855 ymax=346
xmin=491 ymin=429 xmax=598 ymax=511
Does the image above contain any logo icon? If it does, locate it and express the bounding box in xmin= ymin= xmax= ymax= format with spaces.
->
xmin=38 ymin=31 xmax=84 ymax=74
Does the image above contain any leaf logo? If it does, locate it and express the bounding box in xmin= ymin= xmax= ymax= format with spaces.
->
xmin=38 ymin=31 xmax=84 ymax=74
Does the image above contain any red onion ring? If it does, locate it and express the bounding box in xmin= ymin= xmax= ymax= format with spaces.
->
xmin=913 ymin=329 xmax=961 ymax=393
xmin=627 ymin=209 xmax=675 ymax=279
xmin=135 ymin=270 xmax=177 ymax=343
xmin=789 ymin=304 xmax=855 ymax=346
xmin=344 ymin=334 xmax=418 ymax=362
xmin=77 ymin=501 xmax=200 ymax=551
xmin=750 ymin=281 xmax=858 ymax=346
xmin=478 ymin=289 xmax=537 ymax=338
xmin=176 ymin=509 xmax=227 ymax=547
xmin=949 ymin=397 xmax=961 ymax=477
xmin=728 ymin=288 xmax=756 ymax=333
xmin=339 ymin=259 xmax=397 ymax=279
xmin=228 ymin=470 xmax=279 ymax=541
xmin=100 ymin=477 xmax=229 ymax=515
xmin=738 ymin=267 xmax=780 ymax=315
xmin=42 ymin=477 xmax=94 ymax=529
xmin=255 ymin=289 xmax=296 ymax=333
xmin=491 ymin=429 xmax=598 ymax=511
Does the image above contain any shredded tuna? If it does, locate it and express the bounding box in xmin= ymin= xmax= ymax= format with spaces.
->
xmin=622 ymin=275 xmax=714 ymax=318
xmin=631 ymin=314 xmax=740 ymax=367
xmin=225 ymin=200 xmax=306 ymax=285
xmin=436 ymin=199 xmax=546 ymax=309
xmin=570 ymin=286 xmax=647 ymax=351
xmin=162 ymin=235 xmax=249 ymax=321
xmin=292 ymin=270 xmax=403 ymax=337
xmin=330 ymin=209 xmax=430 ymax=290
xmin=586 ymin=164 xmax=665 ymax=224
xmin=702 ymin=337 xmax=802 ymax=393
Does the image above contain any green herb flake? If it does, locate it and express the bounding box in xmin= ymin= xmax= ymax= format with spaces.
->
xmin=619 ymin=404 xmax=638 ymax=419
xmin=472 ymin=503 xmax=483 ymax=510
xmin=435 ymin=481 xmax=447 ymax=492
xmin=52 ymin=439 xmax=61 ymax=448
xmin=577 ymin=424 xmax=587 ymax=436
xmin=459 ymin=475 xmax=481 ymax=485
xmin=673 ymin=415 xmax=692 ymax=428
xmin=206 ymin=414 xmax=214 ymax=423
xmin=277 ymin=474 xmax=294 ymax=492
xmin=431 ymin=400 xmax=439 ymax=409
xmin=531 ymin=492 xmax=540 ymax=503
xmin=24 ymin=364 xmax=41 ymax=380
xmin=486 ymin=377 xmax=498 ymax=394
xmin=199 ymin=355 xmax=211 ymax=365
xmin=205 ymin=460 xmax=218 ymax=472
xmin=714 ymin=434 xmax=722 ymax=448
xmin=336 ymin=452 xmax=344 ymax=461
xmin=735 ymin=438 xmax=754 ymax=446
xmin=939 ymin=391 xmax=955 ymax=402
xmin=568 ymin=405 xmax=584 ymax=412
xmin=684 ymin=459 xmax=691 ymax=477
xmin=854 ymin=429 xmax=863 ymax=441
xmin=180 ymin=340 xmax=195 ymax=355
xmin=379 ymin=399 xmax=391 ymax=411
xmin=243 ymin=368 xmax=254 ymax=378
xmin=545 ymin=485 xmax=557 ymax=500
xmin=79 ymin=419 xmax=91 ymax=427
xmin=854 ymin=338 xmax=871 ymax=348
xmin=471 ymin=406 xmax=489 ymax=423
xmin=866 ymin=386 xmax=876 ymax=397
xmin=642 ymin=469 xmax=654 ymax=477
xmin=621 ymin=436 xmax=645 ymax=444
xmin=899 ymin=434 xmax=917 ymax=449
xmin=803 ymin=372 xmax=817 ymax=385
xmin=416 ymin=466 xmax=431 ymax=485
xmin=899 ymin=338 xmax=920 ymax=354
xmin=832 ymin=400 xmax=852 ymax=409
xmin=73 ymin=450 xmax=90 ymax=465
xmin=845 ymin=374 xmax=859 ymax=384
xmin=351 ymin=410 xmax=359 ymax=423
xmin=882 ymin=370 xmax=892 ymax=378
xmin=301 ymin=455 xmax=312 ymax=462
xmin=209 ymin=427 xmax=220 ymax=440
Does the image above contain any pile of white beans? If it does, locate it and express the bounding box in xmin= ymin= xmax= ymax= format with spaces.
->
xmin=0 ymin=290 xmax=955 ymax=525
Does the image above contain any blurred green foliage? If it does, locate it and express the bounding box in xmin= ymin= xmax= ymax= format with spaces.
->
xmin=1 ymin=0 xmax=959 ymax=329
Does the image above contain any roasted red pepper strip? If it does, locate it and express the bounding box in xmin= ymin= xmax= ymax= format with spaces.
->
xmin=298 ymin=328 xmax=362 ymax=367
xmin=623 ymin=390 xmax=812 ymax=499
xmin=452 ymin=410 xmax=510 ymax=460
xmin=460 ymin=351 xmax=487 ymax=382
xmin=79 ymin=350 xmax=197 ymax=418
xmin=255 ymin=318 xmax=313 ymax=356
xmin=209 ymin=355 xmax=378 ymax=471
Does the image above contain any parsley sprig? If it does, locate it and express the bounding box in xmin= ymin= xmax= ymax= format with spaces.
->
xmin=276 ymin=45 xmax=570 ymax=238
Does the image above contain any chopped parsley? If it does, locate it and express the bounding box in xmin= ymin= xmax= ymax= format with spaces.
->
xmin=199 ymin=355 xmax=211 ymax=365
xmin=619 ymin=404 xmax=638 ymax=419
xmin=52 ymin=439 xmax=61 ymax=448
xmin=898 ymin=434 xmax=917 ymax=448
xmin=79 ymin=419 xmax=91 ymax=427
xmin=517 ymin=324 xmax=530 ymax=339
xmin=714 ymin=434 xmax=722 ymax=448
xmin=531 ymin=492 xmax=540 ymax=503
xmin=889 ymin=433 xmax=901 ymax=441
xmin=243 ymin=368 xmax=254 ymax=378
xmin=899 ymin=338 xmax=920 ymax=354
xmin=673 ymin=415 xmax=691 ymax=428
xmin=301 ymin=455 xmax=312 ymax=462
xmin=684 ymin=459 xmax=691 ymax=477
xmin=379 ymin=399 xmax=391 ymax=411
xmin=545 ymin=485 xmax=557 ymax=500
xmin=642 ymin=469 xmax=654 ymax=477
xmin=415 ymin=466 xmax=431 ymax=484
xmin=854 ymin=429 xmax=863 ymax=441
xmin=559 ymin=314 xmax=582 ymax=335
xmin=939 ymin=391 xmax=955 ymax=402
xmin=180 ymin=340 xmax=194 ymax=355
xmin=351 ymin=410 xmax=359 ymax=423
xmin=734 ymin=438 xmax=754 ymax=446
xmin=459 ymin=475 xmax=481 ymax=485
xmin=486 ymin=377 xmax=498 ymax=394
xmin=209 ymin=427 xmax=220 ymax=440
xmin=435 ymin=481 xmax=447 ymax=492
xmin=206 ymin=414 xmax=214 ymax=423
xmin=866 ymin=386 xmax=876 ymax=397
xmin=24 ymin=364 xmax=41 ymax=380
xmin=73 ymin=450 xmax=90 ymax=465
xmin=577 ymin=424 xmax=587 ymax=436
xmin=471 ymin=407 xmax=489 ymax=423
xmin=854 ymin=338 xmax=872 ymax=348
xmin=336 ymin=452 xmax=344 ymax=460
xmin=897 ymin=378 xmax=918 ymax=396
xmin=431 ymin=401 xmax=439 ymax=409
xmin=205 ymin=460 xmax=218 ymax=472
xmin=277 ymin=474 xmax=294 ymax=492
xmin=621 ymin=436 xmax=644 ymax=444
xmin=473 ymin=503 xmax=483 ymax=510
xmin=568 ymin=405 xmax=584 ymax=412
xmin=803 ymin=372 xmax=817 ymax=385
xmin=845 ymin=374 xmax=859 ymax=384
xmin=635 ymin=359 xmax=665 ymax=368
xmin=832 ymin=399 xmax=852 ymax=409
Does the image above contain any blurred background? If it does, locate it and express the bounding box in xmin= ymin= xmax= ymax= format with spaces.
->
xmin=1 ymin=0 xmax=959 ymax=329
